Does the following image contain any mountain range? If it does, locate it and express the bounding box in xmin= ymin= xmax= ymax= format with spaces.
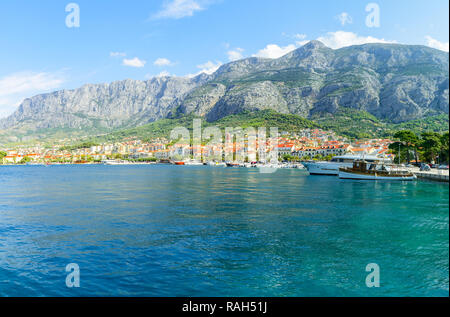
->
xmin=0 ymin=40 xmax=448 ymax=143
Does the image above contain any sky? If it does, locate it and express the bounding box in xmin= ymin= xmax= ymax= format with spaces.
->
xmin=0 ymin=0 xmax=449 ymax=118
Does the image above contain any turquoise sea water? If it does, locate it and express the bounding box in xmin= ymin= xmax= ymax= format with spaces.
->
xmin=0 ymin=165 xmax=448 ymax=297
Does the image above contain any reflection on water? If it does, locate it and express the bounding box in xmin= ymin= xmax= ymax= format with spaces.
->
xmin=0 ymin=165 xmax=448 ymax=296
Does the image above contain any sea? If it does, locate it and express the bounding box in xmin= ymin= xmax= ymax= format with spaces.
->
xmin=0 ymin=165 xmax=448 ymax=296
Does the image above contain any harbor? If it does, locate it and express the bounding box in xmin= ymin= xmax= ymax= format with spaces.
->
xmin=4 ymin=156 xmax=450 ymax=183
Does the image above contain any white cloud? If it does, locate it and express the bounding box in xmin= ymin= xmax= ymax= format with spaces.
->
xmin=296 ymin=40 xmax=309 ymax=47
xmin=0 ymin=100 xmax=19 ymax=119
xmin=317 ymin=31 xmax=397 ymax=49
xmin=110 ymin=52 xmax=126 ymax=57
xmin=185 ymin=60 xmax=222 ymax=78
xmin=294 ymin=34 xmax=307 ymax=40
xmin=0 ymin=71 xmax=64 ymax=118
xmin=251 ymin=31 xmax=397 ymax=60
xmin=154 ymin=58 xmax=174 ymax=67
xmin=337 ymin=12 xmax=353 ymax=26
xmin=156 ymin=70 xmax=171 ymax=77
xmin=227 ymin=48 xmax=244 ymax=61
xmin=253 ymin=44 xmax=297 ymax=59
xmin=145 ymin=71 xmax=173 ymax=79
xmin=425 ymin=36 xmax=449 ymax=52
xmin=0 ymin=72 xmax=64 ymax=96
xmin=283 ymin=33 xmax=309 ymax=46
xmin=153 ymin=0 xmax=205 ymax=19
xmin=122 ymin=57 xmax=147 ymax=68
xmin=197 ymin=61 xmax=222 ymax=74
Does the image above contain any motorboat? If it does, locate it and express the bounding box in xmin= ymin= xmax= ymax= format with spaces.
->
xmin=303 ymin=155 xmax=392 ymax=175
xmin=339 ymin=160 xmax=416 ymax=180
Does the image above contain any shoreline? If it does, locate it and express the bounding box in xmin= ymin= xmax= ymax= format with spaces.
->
xmin=1 ymin=162 xmax=448 ymax=183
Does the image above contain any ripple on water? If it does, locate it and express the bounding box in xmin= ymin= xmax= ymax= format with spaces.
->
xmin=0 ymin=165 xmax=448 ymax=296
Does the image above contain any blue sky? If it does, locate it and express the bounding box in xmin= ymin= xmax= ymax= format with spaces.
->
xmin=0 ymin=0 xmax=448 ymax=118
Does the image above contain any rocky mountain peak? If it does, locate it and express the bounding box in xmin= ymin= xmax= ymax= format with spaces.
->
xmin=301 ymin=40 xmax=328 ymax=50
xmin=0 ymin=42 xmax=448 ymax=141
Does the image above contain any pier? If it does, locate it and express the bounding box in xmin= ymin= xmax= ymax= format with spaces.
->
xmin=413 ymin=169 xmax=449 ymax=183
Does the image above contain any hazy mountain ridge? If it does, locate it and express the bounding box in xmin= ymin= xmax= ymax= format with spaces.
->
xmin=0 ymin=41 xmax=448 ymax=140
xmin=0 ymin=74 xmax=211 ymax=131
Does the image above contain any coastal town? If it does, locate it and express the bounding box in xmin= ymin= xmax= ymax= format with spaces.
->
xmin=1 ymin=128 xmax=395 ymax=165
xmin=1 ymin=0 xmax=449 ymax=300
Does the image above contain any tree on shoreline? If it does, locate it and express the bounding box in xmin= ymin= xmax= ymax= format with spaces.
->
xmin=19 ymin=156 xmax=32 ymax=164
xmin=0 ymin=151 xmax=6 ymax=164
xmin=421 ymin=132 xmax=442 ymax=164
xmin=389 ymin=130 xmax=448 ymax=164
xmin=440 ymin=132 xmax=449 ymax=163
xmin=393 ymin=130 xmax=419 ymax=164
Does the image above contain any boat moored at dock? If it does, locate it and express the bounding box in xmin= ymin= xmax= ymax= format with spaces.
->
xmin=303 ymin=155 xmax=392 ymax=175
xmin=102 ymin=160 xmax=133 ymax=165
xmin=339 ymin=160 xmax=417 ymax=180
xmin=226 ymin=162 xmax=240 ymax=167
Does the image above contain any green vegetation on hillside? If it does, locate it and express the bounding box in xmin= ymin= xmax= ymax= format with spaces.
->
xmin=0 ymin=124 xmax=115 ymax=147
xmin=2 ymin=107 xmax=447 ymax=149
xmin=91 ymin=110 xmax=320 ymax=143
xmin=92 ymin=115 xmax=202 ymax=143
xmin=216 ymin=69 xmax=322 ymax=88
xmin=212 ymin=110 xmax=319 ymax=131
xmin=393 ymin=114 xmax=449 ymax=134
xmin=79 ymin=108 xmax=449 ymax=146
xmin=312 ymin=108 xmax=449 ymax=140
xmin=311 ymin=108 xmax=386 ymax=139
xmin=60 ymin=141 xmax=100 ymax=151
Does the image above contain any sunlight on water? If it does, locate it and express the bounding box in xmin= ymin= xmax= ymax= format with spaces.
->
xmin=0 ymin=165 xmax=448 ymax=296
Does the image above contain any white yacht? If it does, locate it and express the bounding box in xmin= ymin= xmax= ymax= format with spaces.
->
xmin=302 ymin=155 xmax=392 ymax=175
xmin=184 ymin=160 xmax=204 ymax=166
xmin=102 ymin=160 xmax=134 ymax=165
